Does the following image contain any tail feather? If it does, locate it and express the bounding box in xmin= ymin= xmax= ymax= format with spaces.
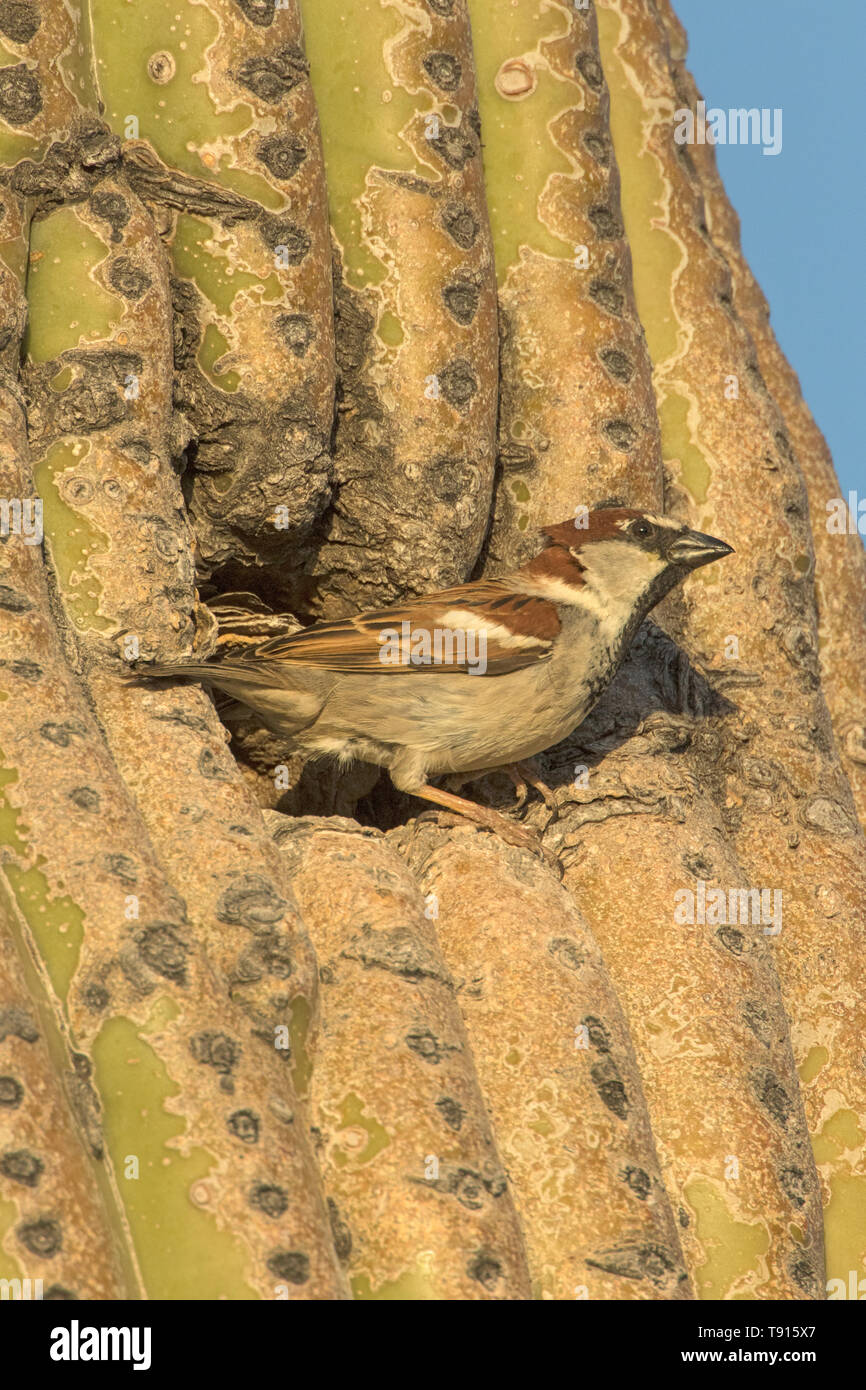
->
xmin=128 ymin=659 xmax=285 ymax=691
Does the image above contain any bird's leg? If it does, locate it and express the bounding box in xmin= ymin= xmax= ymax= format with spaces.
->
xmin=503 ymin=765 xmax=529 ymax=809
xmin=502 ymin=759 xmax=558 ymax=813
xmin=408 ymin=782 xmax=552 ymax=861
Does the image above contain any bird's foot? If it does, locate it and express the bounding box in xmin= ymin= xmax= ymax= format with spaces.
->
xmin=502 ymin=759 xmax=558 ymax=814
xmin=409 ymin=782 xmax=556 ymax=866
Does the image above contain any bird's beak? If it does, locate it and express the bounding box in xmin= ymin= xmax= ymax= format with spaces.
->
xmin=668 ymin=528 xmax=735 ymax=570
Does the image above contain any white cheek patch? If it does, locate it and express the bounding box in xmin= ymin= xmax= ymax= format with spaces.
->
xmin=579 ymin=540 xmax=668 ymax=610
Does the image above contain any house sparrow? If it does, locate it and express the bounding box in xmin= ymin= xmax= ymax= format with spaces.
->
xmin=138 ymin=509 xmax=732 ymax=851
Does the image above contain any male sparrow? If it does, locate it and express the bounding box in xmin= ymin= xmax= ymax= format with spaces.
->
xmin=139 ymin=509 xmax=732 ymax=850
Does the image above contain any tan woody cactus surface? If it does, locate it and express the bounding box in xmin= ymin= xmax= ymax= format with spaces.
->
xmin=0 ymin=0 xmax=861 ymax=1303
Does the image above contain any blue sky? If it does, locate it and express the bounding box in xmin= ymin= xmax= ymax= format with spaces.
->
xmin=674 ymin=0 xmax=864 ymax=506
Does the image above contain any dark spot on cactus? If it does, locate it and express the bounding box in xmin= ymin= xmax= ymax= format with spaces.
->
xmin=588 ymin=278 xmax=624 ymax=316
xmin=341 ymin=924 xmax=447 ymax=982
xmin=104 ymin=852 xmax=138 ymax=885
xmin=17 ymin=1216 xmax=62 ymax=1258
xmin=217 ymin=874 xmax=287 ymax=933
xmin=589 ymin=1047 xmax=629 ymax=1120
xmin=0 ymin=64 xmax=42 ymax=125
xmin=752 ymin=1068 xmax=792 ymax=1127
xmin=427 ymin=0 xmax=455 ymax=13
xmin=586 ymin=1242 xmax=677 ymax=1287
xmin=0 ymin=1009 xmax=39 ymax=1043
xmin=498 ymin=441 xmax=535 ymax=473
xmin=256 ymin=134 xmax=307 ymax=181
xmin=44 ymin=1285 xmax=77 ymax=1299
xmin=583 ymin=1016 xmax=612 ymax=1052
xmin=80 ymin=983 xmax=110 ymax=1013
xmin=235 ymin=0 xmax=276 ymax=26
xmin=682 ymin=850 xmax=714 ymax=878
xmin=5 ymin=659 xmax=41 ymax=680
xmin=422 ymin=1165 xmax=505 ymax=1210
xmin=622 ymin=1166 xmax=651 ymax=1200
xmin=236 ymin=931 xmax=294 ymax=982
xmin=423 ymin=52 xmax=462 ymax=92
xmin=788 ymin=1255 xmax=821 ymax=1299
xmin=235 ymin=44 xmax=308 ymax=102
xmin=588 ymin=204 xmax=621 ymax=240
xmin=405 ymin=1028 xmax=451 ymax=1065
xmin=227 ymin=1108 xmax=260 ymax=1144
xmin=435 ymin=1096 xmax=464 ymax=1131
xmin=548 ymin=937 xmax=584 ymax=973
xmin=250 ymin=1183 xmax=288 ymax=1218
xmin=602 ymin=418 xmax=637 ymax=451
xmin=118 ymin=435 xmax=153 ymax=468
xmin=467 ymin=1250 xmax=502 ymax=1290
xmin=590 ymin=1059 xmax=629 ymax=1120
xmin=108 ymin=256 xmax=151 ymax=300
xmin=677 ymin=143 xmax=698 ymax=179
xmin=442 ymin=277 xmax=479 ymax=324
xmin=69 ymin=786 xmax=100 ymax=811
xmin=276 ymin=312 xmax=314 ymax=357
xmin=198 ymin=747 xmax=233 ymax=781
xmin=742 ymin=999 xmax=771 ymax=1044
xmin=582 ymin=129 xmax=610 ymax=165
xmin=779 ymin=1165 xmax=808 ymax=1209
xmin=327 ymin=1198 xmax=352 ymax=1263
xmin=0 ymin=1 xmax=41 ymax=45
xmin=426 ymin=456 xmax=479 ymax=507
xmin=745 ymin=358 xmax=768 ymax=394
xmin=89 ymin=190 xmax=130 ymax=241
xmin=190 ymin=1032 xmax=240 ymax=1076
xmin=575 ymin=52 xmax=604 ymax=90
xmin=137 ymin=923 xmax=189 ymax=984
xmin=428 ymin=120 xmax=477 ymax=170
xmin=0 ymin=585 xmax=33 ymax=613
xmin=678 ymin=1206 xmax=690 ymax=1227
xmin=441 ymin=201 xmax=479 ymax=249
xmin=258 ymin=213 xmax=310 ymax=264
xmin=0 ymin=1077 xmax=25 ymax=1108
xmin=39 ymin=721 xmax=87 ymax=746
xmin=266 ymin=1250 xmax=310 ymax=1284
xmin=716 ymin=925 xmax=744 ymax=955
xmin=598 ymin=347 xmax=633 ymax=382
xmin=0 ymin=1149 xmax=43 ymax=1187
xmin=438 ymin=358 xmax=478 ymax=410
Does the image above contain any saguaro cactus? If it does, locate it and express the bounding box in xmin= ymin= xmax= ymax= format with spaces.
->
xmin=0 ymin=0 xmax=861 ymax=1302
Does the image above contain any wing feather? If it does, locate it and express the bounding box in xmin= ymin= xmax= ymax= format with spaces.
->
xmin=253 ymin=580 xmax=560 ymax=676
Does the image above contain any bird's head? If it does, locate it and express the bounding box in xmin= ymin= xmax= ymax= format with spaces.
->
xmin=518 ymin=507 xmax=734 ymax=612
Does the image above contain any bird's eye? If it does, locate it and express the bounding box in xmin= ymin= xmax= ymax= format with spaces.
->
xmin=631 ymin=519 xmax=652 ymax=539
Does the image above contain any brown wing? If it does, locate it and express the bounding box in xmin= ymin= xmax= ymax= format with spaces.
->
xmin=254 ymin=579 xmax=561 ymax=677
